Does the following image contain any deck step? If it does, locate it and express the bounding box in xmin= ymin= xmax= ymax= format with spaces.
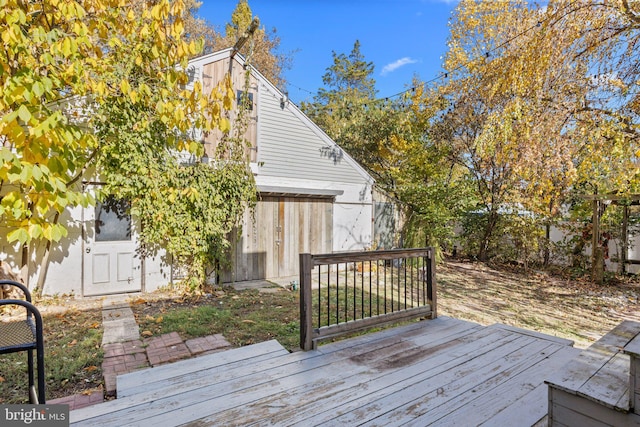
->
xmin=71 ymin=318 xmax=574 ymax=426
xmin=546 ymin=320 xmax=640 ymax=426
xmin=72 ymin=318 xmax=481 ymax=425
xmin=116 ymin=339 xmax=289 ymax=397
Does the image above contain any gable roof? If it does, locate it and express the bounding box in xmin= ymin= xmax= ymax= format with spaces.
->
xmin=188 ymin=48 xmax=375 ymax=186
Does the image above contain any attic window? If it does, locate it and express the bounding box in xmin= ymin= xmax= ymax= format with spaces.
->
xmin=237 ymin=90 xmax=253 ymax=111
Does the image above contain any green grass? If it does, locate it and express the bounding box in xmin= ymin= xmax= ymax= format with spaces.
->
xmin=0 ymin=308 xmax=104 ymax=404
xmin=135 ymin=288 xmax=301 ymax=351
xmin=314 ymin=281 xmax=430 ymax=328
xmin=135 ymin=282 xmax=429 ymax=353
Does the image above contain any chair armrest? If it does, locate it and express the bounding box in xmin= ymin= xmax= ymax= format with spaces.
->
xmin=0 ymin=280 xmax=31 ymax=302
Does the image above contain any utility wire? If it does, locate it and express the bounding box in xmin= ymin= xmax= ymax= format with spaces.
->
xmin=289 ymin=6 xmax=552 ymax=106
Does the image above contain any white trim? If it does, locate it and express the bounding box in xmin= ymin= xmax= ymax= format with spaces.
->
xmin=187 ymin=50 xmax=376 ymax=187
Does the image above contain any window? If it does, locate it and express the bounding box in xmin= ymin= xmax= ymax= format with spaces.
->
xmin=95 ymin=196 xmax=131 ymax=242
xmin=237 ymin=90 xmax=254 ymax=111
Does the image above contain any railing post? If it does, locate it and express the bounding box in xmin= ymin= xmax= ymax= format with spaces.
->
xmin=300 ymin=253 xmax=313 ymax=351
xmin=427 ymin=247 xmax=437 ymax=319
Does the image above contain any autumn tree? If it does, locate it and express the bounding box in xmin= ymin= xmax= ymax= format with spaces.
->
xmin=303 ymin=42 xmax=460 ymax=249
xmin=0 ymin=0 xmax=253 ymax=289
xmin=203 ymin=0 xmax=291 ymax=89
xmin=435 ymin=0 xmax=640 ymax=264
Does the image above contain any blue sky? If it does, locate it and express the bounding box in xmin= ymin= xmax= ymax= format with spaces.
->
xmin=198 ymin=0 xmax=458 ymax=105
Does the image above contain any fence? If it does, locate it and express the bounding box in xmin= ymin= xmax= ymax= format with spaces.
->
xmin=299 ymin=248 xmax=437 ymax=350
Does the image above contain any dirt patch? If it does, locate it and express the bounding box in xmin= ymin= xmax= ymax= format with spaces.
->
xmin=438 ymin=261 xmax=640 ymax=348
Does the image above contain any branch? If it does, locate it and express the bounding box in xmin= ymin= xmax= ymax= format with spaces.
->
xmin=622 ymin=0 xmax=640 ymax=25
xmin=65 ymin=149 xmax=98 ymax=188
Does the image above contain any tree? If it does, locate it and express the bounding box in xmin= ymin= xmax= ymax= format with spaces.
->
xmin=206 ymin=0 xmax=292 ymax=89
xmin=435 ymin=0 xmax=640 ymax=264
xmin=302 ymin=40 xmax=376 ymax=156
xmin=303 ymin=43 xmax=460 ymax=250
xmin=0 ymin=0 xmax=251 ymax=289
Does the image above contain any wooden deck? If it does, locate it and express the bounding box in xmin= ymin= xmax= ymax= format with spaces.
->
xmin=70 ymin=317 xmax=579 ymax=426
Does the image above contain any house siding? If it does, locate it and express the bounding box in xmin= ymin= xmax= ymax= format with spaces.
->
xmin=2 ymin=48 xmax=376 ymax=295
xmin=257 ymin=84 xmax=367 ymax=185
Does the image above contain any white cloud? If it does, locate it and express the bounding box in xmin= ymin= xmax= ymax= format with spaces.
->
xmin=381 ymin=57 xmax=419 ymax=76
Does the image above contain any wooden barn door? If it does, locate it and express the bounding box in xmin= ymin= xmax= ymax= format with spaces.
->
xmin=224 ymin=196 xmax=333 ymax=282
xmin=275 ymin=197 xmax=333 ymax=278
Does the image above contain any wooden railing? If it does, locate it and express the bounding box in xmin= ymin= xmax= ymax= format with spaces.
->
xmin=299 ymin=248 xmax=437 ymax=350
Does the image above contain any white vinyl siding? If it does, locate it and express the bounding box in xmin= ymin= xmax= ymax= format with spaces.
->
xmin=257 ymin=84 xmax=368 ymax=185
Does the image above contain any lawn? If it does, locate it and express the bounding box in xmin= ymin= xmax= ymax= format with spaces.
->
xmin=1 ymin=260 xmax=639 ymax=403
xmin=0 ymin=302 xmax=104 ymax=404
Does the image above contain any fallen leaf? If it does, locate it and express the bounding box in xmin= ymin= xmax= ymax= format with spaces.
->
xmin=68 ymin=339 xmax=77 ymax=347
xmin=155 ymin=316 xmax=163 ymax=323
xmin=141 ymin=330 xmax=153 ymax=337
xmin=242 ymin=320 xmax=256 ymax=324
xmin=145 ymin=315 xmax=155 ymax=322
xmin=0 ymin=376 xmax=5 ymax=383
xmin=84 ymin=365 xmax=98 ymax=372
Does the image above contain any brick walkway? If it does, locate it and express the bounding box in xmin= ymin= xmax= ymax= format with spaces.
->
xmin=48 ymin=294 xmax=232 ymax=410
xmin=101 ymin=332 xmax=231 ymax=396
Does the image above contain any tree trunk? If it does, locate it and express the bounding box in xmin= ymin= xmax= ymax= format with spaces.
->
xmin=477 ymin=211 xmax=498 ymax=261
xmin=34 ymin=212 xmax=60 ymax=298
xmin=20 ymin=242 xmax=29 ymax=288
xmin=544 ymin=223 xmax=551 ymax=266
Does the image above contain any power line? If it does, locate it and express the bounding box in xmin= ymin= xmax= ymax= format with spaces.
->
xmin=287 ymin=7 xmax=549 ymax=107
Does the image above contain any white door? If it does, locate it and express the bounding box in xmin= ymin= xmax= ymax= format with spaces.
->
xmin=83 ymin=195 xmax=142 ymax=296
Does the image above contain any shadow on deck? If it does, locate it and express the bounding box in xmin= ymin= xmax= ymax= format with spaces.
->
xmin=70 ymin=316 xmax=578 ymax=426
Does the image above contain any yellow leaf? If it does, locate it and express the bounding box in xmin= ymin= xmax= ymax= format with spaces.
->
xmin=120 ymin=79 xmax=131 ymax=94
xmin=219 ymin=118 xmax=231 ymax=133
xmin=155 ymin=316 xmax=163 ymax=323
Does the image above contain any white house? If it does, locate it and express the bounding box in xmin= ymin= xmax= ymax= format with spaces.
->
xmin=1 ymin=48 xmax=381 ymax=296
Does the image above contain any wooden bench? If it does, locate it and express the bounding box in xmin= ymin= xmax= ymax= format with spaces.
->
xmin=546 ymin=320 xmax=640 ymax=426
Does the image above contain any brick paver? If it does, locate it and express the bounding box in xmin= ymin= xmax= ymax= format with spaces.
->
xmin=145 ymin=332 xmax=191 ymax=366
xmin=62 ymin=332 xmax=232 ymax=406
xmin=48 ymin=389 xmax=104 ymax=410
xmin=101 ymin=339 xmax=150 ymax=396
xmin=186 ymin=334 xmax=231 ymax=355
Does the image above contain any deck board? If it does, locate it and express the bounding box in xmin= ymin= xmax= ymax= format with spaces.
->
xmin=117 ymin=339 xmax=289 ymax=397
xmin=545 ymin=320 xmax=640 ymax=411
xmin=356 ymin=337 xmax=556 ymax=426
xmin=70 ymin=316 xmax=579 ymax=427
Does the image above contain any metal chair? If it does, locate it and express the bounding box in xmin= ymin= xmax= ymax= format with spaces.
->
xmin=0 ymin=280 xmax=45 ymax=403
